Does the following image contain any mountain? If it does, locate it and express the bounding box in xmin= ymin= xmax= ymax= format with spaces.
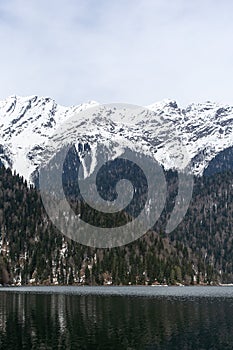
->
xmin=1 ymin=95 xmax=233 ymax=183
xmin=1 ymin=95 xmax=233 ymax=285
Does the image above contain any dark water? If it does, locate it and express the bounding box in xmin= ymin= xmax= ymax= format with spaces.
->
xmin=0 ymin=286 xmax=233 ymax=349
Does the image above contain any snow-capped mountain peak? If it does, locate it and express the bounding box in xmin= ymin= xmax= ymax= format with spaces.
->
xmin=0 ymin=95 xmax=233 ymax=182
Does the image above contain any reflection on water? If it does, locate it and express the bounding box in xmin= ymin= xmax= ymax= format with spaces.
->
xmin=0 ymin=288 xmax=233 ymax=349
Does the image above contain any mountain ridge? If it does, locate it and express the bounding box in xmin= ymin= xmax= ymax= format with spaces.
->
xmin=0 ymin=95 xmax=233 ymax=183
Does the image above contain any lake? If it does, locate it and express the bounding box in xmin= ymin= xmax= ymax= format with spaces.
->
xmin=0 ymin=286 xmax=233 ymax=349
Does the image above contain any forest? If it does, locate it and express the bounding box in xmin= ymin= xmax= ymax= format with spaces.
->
xmin=0 ymin=165 xmax=232 ymax=286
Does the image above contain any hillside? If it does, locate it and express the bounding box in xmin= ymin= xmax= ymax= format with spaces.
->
xmin=0 ymin=165 xmax=232 ymax=285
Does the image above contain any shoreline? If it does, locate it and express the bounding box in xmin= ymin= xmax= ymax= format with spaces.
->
xmin=1 ymin=283 xmax=233 ymax=288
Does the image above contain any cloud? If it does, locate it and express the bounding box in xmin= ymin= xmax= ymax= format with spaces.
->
xmin=0 ymin=0 xmax=233 ymax=107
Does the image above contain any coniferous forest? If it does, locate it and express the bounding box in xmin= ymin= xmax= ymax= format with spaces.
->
xmin=0 ymin=165 xmax=233 ymax=286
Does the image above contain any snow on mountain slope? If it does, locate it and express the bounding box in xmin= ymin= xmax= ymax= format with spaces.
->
xmin=0 ymin=95 xmax=99 ymax=181
xmin=0 ymin=95 xmax=233 ymax=182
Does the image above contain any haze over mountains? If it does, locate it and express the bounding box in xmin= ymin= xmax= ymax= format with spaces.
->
xmin=0 ymin=95 xmax=233 ymax=183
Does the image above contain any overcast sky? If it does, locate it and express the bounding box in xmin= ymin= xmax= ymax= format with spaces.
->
xmin=0 ymin=0 xmax=232 ymax=107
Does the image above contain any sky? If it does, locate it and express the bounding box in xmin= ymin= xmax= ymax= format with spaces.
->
xmin=0 ymin=0 xmax=233 ymax=107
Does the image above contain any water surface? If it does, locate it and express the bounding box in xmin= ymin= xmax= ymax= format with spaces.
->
xmin=0 ymin=286 xmax=233 ymax=349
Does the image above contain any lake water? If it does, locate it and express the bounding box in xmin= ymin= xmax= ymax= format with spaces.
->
xmin=0 ymin=286 xmax=233 ymax=349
